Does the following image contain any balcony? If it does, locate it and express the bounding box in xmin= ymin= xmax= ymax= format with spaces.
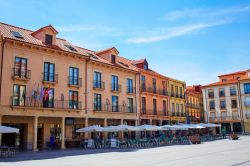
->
xmin=42 ymin=73 xmax=58 ymax=84
xmin=245 ymin=101 xmax=250 ymax=107
xmin=11 ymin=97 xmax=82 ymax=110
xmin=126 ymin=87 xmax=135 ymax=94
xmin=208 ymin=93 xmax=214 ymax=98
xmin=68 ymin=77 xmax=82 ymax=88
xmin=111 ymin=84 xmax=121 ymax=93
xmin=12 ymin=68 xmax=31 ymax=81
xmin=124 ymin=106 xmax=137 ymax=113
xmin=93 ymin=81 xmax=105 ymax=90
xmin=141 ymin=85 xmax=169 ymax=96
xmin=209 ymin=116 xmax=241 ymax=122
xmin=219 ymin=93 xmax=225 ymax=98
xmin=246 ymin=114 xmax=250 ymax=119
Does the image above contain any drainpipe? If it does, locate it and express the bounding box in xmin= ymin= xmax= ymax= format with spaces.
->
xmin=85 ymin=58 xmax=90 ymax=114
xmin=237 ymin=79 xmax=245 ymax=134
xmin=0 ymin=37 xmax=6 ymax=103
xmin=138 ymin=71 xmax=141 ymax=125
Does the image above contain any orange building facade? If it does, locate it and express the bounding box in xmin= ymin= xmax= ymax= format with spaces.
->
xmin=0 ymin=22 xmax=187 ymax=151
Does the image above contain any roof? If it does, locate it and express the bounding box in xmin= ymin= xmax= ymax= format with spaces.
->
xmin=132 ymin=59 xmax=146 ymax=65
xmin=218 ymin=69 xmax=249 ymax=77
xmin=31 ymin=24 xmax=58 ymax=36
xmin=96 ymin=47 xmax=119 ymax=55
xmin=203 ymin=80 xmax=238 ymax=88
xmin=0 ymin=22 xmax=91 ymax=57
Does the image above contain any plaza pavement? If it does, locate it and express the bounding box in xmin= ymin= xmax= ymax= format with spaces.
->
xmin=1 ymin=136 xmax=250 ymax=166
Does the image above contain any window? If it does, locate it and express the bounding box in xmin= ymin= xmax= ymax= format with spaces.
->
xmin=219 ymin=88 xmax=225 ymax=97
xmin=111 ymin=55 xmax=116 ymax=64
xmin=142 ymin=97 xmax=146 ymax=114
xmin=179 ymin=87 xmax=183 ymax=97
xmin=220 ymin=100 xmax=226 ymax=109
xmin=141 ymin=75 xmax=146 ymax=90
xmin=244 ymin=83 xmax=250 ymax=94
xmin=180 ymin=104 xmax=184 ymax=113
xmin=176 ymin=103 xmax=179 ymax=113
xmin=153 ymin=99 xmax=157 ymax=115
xmin=143 ymin=62 xmax=148 ymax=70
xmin=112 ymin=96 xmax=118 ymax=112
xmin=44 ymin=62 xmax=55 ymax=82
xmin=209 ymin=100 xmax=215 ymax=110
xmin=231 ymin=99 xmax=237 ymax=108
xmin=152 ymin=78 xmax=156 ymax=93
xmin=245 ymin=97 xmax=250 ymax=107
xmin=69 ymin=91 xmax=78 ymax=109
xmin=12 ymin=84 xmax=26 ymax=106
xmin=94 ymin=93 xmax=102 ymax=111
xmin=171 ymin=85 xmax=174 ymax=96
xmin=43 ymin=87 xmax=54 ymax=108
xmin=171 ymin=103 xmax=175 ymax=113
xmin=222 ymin=79 xmax=227 ymax=82
xmin=69 ymin=67 xmax=79 ymax=85
xmin=64 ymin=44 xmax=77 ymax=52
xmin=163 ymin=100 xmax=167 ymax=115
xmin=208 ymin=89 xmax=214 ymax=98
xmin=127 ymin=98 xmax=133 ymax=112
xmin=94 ymin=71 xmax=102 ymax=88
xmin=162 ymin=81 xmax=167 ymax=94
xmin=11 ymin=31 xmax=23 ymax=39
xmin=45 ymin=34 xmax=53 ymax=45
xmin=14 ymin=57 xmax=28 ymax=77
xmin=175 ymin=86 xmax=178 ymax=97
xmin=111 ymin=75 xmax=119 ymax=91
xmin=230 ymin=86 xmax=237 ymax=96
xmin=127 ymin=79 xmax=133 ymax=93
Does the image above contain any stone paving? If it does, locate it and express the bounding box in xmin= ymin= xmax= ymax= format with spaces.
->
xmin=1 ymin=136 xmax=250 ymax=166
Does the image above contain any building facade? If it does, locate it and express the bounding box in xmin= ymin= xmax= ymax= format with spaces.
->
xmin=168 ymin=78 xmax=186 ymax=124
xmin=0 ymin=22 xmax=187 ymax=151
xmin=202 ymin=70 xmax=250 ymax=134
xmin=186 ymin=85 xmax=204 ymax=123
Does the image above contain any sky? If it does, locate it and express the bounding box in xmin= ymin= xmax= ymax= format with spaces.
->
xmin=0 ymin=0 xmax=250 ymax=85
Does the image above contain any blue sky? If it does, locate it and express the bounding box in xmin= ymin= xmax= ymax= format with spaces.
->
xmin=0 ymin=0 xmax=250 ymax=85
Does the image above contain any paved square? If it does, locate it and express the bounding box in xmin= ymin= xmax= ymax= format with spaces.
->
xmin=1 ymin=136 xmax=250 ymax=166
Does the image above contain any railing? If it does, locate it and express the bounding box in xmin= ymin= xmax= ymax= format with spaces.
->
xmin=230 ymin=92 xmax=237 ymax=96
xmin=68 ymin=76 xmax=82 ymax=87
xmin=111 ymin=84 xmax=122 ymax=93
xmin=93 ymin=81 xmax=105 ymax=90
xmin=11 ymin=97 xmax=82 ymax=110
xmin=141 ymin=108 xmax=146 ymax=114
xmin=12 ymin=68 xmax=31 ymax=80
xmin=141 ymin=85 xmax=169 ymax=96
xmin=126 ymin=87 xmax=135 ymax=94
xmin=246 ymin=114 xmax=250 ymax=119
xmin=186 ymin=103 xmax=200 ymax=109
xmin=209 ymin=116 xmax=241 ymax=121
xmin=42 ymin=73 xmax=58 ymax=84
xmin=219 ymin=93 xmax=225 ymax=97
xmin=93 ymin=104 xmax=136 ymax=113
xmin=245 ymin=101 xmax=250 ymax=107
xmin=208 ymin=94 xmax=214 ymax=98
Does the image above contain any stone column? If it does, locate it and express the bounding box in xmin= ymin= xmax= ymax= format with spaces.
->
xmin=230 ymin=122 xmax=234 ymax=132
xmin=119 ymin=119 xmax=124 ymax=140
xmin=33 ymin=116 xmax=38 ymax=151
xmin=104 ymin=118 xmax=108 ymax=139
xmin=61 ymin=117 xmax=65 ymax=149
xmin=84 ymin=118 xmax=89 ymax=139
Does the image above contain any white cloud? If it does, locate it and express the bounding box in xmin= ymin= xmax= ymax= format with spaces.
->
xmin=162 ymin=6 xmax=250 ymax=21
xmin=126 ymin=20 xmax=232 ymax=44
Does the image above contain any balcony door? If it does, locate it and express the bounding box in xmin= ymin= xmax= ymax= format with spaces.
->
xmin=14 ymin=57 xmax=27 ymax=77
xmin=112 ymin=96 xmax=118 ymax=112
xmin=94 ymin=71 xmax=102 ymax=88
xmin=12 ymin=84 xmax=26 ymax=106
xmin=43 ymin=87 xmax=54 ymax=108
xmin=69 ymin=67 xmax=79 ymax=85
xmin=44 ymin=62 xmax=55 ymax=82
xmin=69 ymin=90 xmax=78 ymax=109
xmin=111 ymin=75 xmax=118 ymax=91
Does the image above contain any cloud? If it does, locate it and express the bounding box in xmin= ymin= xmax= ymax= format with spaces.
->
xmin=126 ymin=20 xmax=232 ymax=44
xmin=162 ymin=5 xmax=250 ymax=21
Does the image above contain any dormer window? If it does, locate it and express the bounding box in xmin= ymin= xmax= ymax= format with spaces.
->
xmin=111 ymin=55 xmax=116 ymax=64
xmin=45 ymin=34 xmax=53 ymax=45
xmin=222 ymin=79 xmax=227 ymax=82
